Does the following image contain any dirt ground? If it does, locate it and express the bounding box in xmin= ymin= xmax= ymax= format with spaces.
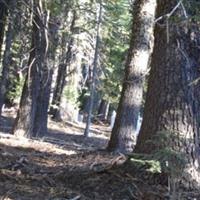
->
xmin=0 ymin=111 xmax=199 ymax=200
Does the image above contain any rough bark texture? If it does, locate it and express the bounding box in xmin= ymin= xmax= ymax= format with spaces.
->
xmin=33 ymin=17 xmax=59 ymax=137
xmin=49 ymin=11 xmax=76 ymax=121
xmin=107 ymin=0 xmax=157 ymax=153
xmin=12 ymin=0 xmax=48 ymax=138
xmin=0 ymin=0 xmax=8 ymax=59
xmin=135 ymin=0 xmax=200 ymax=191
xmin=33 ymin=68 xmax=52 ymax=137
xmin=32 ymin=11 xmax=51 ymax=137
xmin=0 ymin=0 xmax=16 ymax=116
xmin=97 ymin=99 xmax=109 ymax=121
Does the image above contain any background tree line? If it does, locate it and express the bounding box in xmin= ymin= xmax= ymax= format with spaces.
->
xmin=0 ymin=0 xmax=131 ymax=136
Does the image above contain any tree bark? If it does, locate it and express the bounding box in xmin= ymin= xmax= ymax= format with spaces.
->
xmin=33 ymin=67 xmax=52 ymax=137
xmin=107 ymin=0 xmax=157 ymax=153
xmin=135 ymin=0 xmax=200 ymax=191
xmin=33 ymin=16 xmax=59 ymax=137
xmin=32 ymin=10 xmax=51 ymax=137
xmin=98 ymin=99 xmax=109 ymax=121
xmin=12 ymin=0 xmax=49 ymax=138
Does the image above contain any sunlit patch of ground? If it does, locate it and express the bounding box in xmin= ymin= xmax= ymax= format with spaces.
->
xmin=0 ymin=131 xmax=129 ymax=200
xmin=0 ymin=111 xmax=199 ymax=199
xmin=0 ymin=133 xmax=77 ymax=156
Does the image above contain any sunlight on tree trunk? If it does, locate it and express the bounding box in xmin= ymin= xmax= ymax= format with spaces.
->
xmin=12 ymin=0 xmax=49 ymax=138
xmin=107 ymin=0 xmax=157 ymax=153
xmin=135 ymin=0 xmax=200 ymax=193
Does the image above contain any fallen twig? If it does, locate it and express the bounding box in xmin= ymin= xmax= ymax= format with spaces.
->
xmin=69 ymin=195 xmax=81 ymax=200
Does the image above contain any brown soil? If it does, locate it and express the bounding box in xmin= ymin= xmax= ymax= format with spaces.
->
xmin=0 ymin=111 xmax=199 ymax=200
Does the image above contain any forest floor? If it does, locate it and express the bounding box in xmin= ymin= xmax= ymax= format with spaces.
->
xmin=0 ymin=111 xmax=199 ymax=200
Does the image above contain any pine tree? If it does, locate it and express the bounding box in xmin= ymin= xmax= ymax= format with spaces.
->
xmin=12 ymin=0 xmax=49 ymax=138
xmin=0 ymin=0 xmax=8 ymax=59
xmin=107 ymin=0 xmax=157 ymax=152
xmin=84 ymin=0 xmax=103 ymax=137
xmin=135 ymin=0 xmax=200 ymax=192
xmin=0 ymin=0 xmax=16 ymax=116
xmin=49 ymin=10 xmax=77 ymax=121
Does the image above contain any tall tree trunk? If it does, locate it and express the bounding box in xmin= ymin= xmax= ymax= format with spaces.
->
xmin=0 ymin=0 xmax=8 ymax=59
xmin=0 ymin=0 xmax=16 ymax=116
xmin=49 ymin=11 xmax=76 ymax=121
xmin=12 ymin=0 xmax=49 ymax=138
xmin=135 ymin=0 xmax=200 ymax=191
xmin=84 ymin=0 xmax=102 ymax=137
xmin=32 ymin=10 xmax=51 ymax=137
xmin=107 ymin=0 xmax=157 ymax=152
xmin=4 ymin=0 xmax=30 ymax=108
xmin=33 ymin=67 xmax=52 ymax=137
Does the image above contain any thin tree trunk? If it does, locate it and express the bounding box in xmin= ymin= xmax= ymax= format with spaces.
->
xmin=107 ymin=0 xmax=157 ymax=152
xmin=84 ymin=0 xmax=102 ymax=137
xmin=135 ymin=0 xmax=200 ymax=191
xmin=49 ymin=11 xmax=76 ymax=121
xmin=83 ymin=95 xmax=90 ymax=114
xmin=0 ymin=0 xmax=8 ymax=59
xmin=12 ymin=0 xmax=48 ymax=138
xmin=0 ymin=0 xmax=16 ymax=116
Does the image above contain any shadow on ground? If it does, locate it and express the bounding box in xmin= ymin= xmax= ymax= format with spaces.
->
xmin=0 ymin=115 xmax=199 ymax=199
xmin=0 ymin=115 xmax=15 ymax=133
xmin=0 ymin=114 xmax=109 ymax=153
xmin=47 ymin=128 xmax=108 ymax=153
xmin=0 ymin=143 xmax=136 ymax=200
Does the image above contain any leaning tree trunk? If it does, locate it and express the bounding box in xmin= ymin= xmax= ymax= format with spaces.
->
xmin=12 ymin=0 xmax=48 ymax=138
xmin=135 ymin=0 xmax=200 ymax=192
xmin=49 ymin=11 xmax=76 ymax=121
xmin=0 ymin=0 xmax=8 ymax=59
xmin=107 ymin=0 xmax=157 ymax=153
xmin=0 ymin=0 xmax=16 ymax=116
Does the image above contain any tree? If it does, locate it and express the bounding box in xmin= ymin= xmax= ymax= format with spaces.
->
xmin=0 ymin=0 xmax=8 ymax=59
xmin=97 ymin=99 xmax=109 ymax=121
xmin=4 ymin=0 xmax=33 ymax=108
xmin=99 ymin=0 xmax=131 ymax=109
xmin=32 ymin=13 xmax=52 ymax=137
xmin=135 ymin=0 xmax=200 ymax=192
xmin=32 ymin=2 xmax=61 ymax=137
xmin=0 ymin=0 xmax=16 ymax=116
xmin=12 ymin=0 xmax=49 ymax=138
xmin=107 ymin=0 xmax=157 ymax=152
xmin=49 ymin=10 xmax=77 ymax=121
xmin=84 ymin=0 xmax=103 ymax=137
